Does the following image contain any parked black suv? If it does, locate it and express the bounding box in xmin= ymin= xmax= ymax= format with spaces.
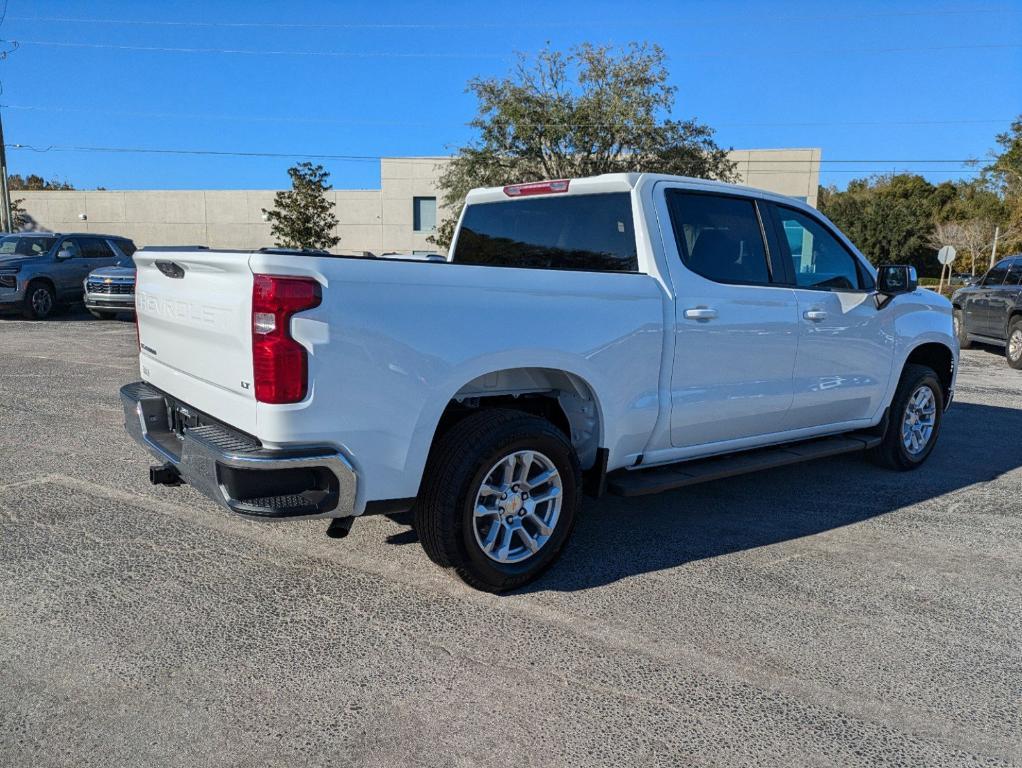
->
xmin=951 ymin=254 xmax=1022 ymax=368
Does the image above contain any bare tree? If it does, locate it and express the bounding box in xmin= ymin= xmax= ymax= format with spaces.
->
xmin=928 ymin=219 xmax=1020 ymax=275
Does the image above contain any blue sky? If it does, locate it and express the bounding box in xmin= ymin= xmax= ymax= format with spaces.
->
xmin=1 ymin=0 xmax=1020 ymax=191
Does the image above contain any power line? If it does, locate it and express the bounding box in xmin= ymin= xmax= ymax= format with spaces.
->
xmin=10 ymin=38 xmax=1022 ymax=60
xmin=3 ymin=143 xmax=988 ymax=168
xmin=0 ymin=103 xmax=1015 ymax=130
xmin=6 ymin=143 xmax=390 ymax=161
xmin=12 ymin=39 xmax=505 ymax=59
xmin=7 ymin=7 xmax=1021 ymax=30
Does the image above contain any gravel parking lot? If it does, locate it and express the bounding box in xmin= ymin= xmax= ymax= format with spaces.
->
xmin=2 ymin=308 xmax=1020 ymax=767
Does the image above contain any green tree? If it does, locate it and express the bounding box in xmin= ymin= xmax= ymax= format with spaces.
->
xmin=431 ymin=42 xmax=738 ymax=248
xmin=7 ymin=173 xmax=74 ymax=191
xmin=983 ymin=115 xmax=1022 ymax=253
xmin=262 ymin=162 xmax=340 ymax=250
xmin=9 ymin=197 xmax=28 ymax=230
xmin=818 ymin=174 xmax=957 ymax=274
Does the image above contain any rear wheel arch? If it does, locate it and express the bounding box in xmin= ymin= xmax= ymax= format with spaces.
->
xmin=429 ymin=367 xmax=603 ymax=472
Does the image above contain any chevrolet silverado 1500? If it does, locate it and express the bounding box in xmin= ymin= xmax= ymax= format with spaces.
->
xmin=121 ymin=174 xmax=957 ymax=591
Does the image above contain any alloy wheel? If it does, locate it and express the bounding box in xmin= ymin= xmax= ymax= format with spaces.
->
xmin=472 ymin=449 xmax=562 ymax=564
xmin=901 ymin=385 xmax=937 ymax=455
xmin=31 ymin=287 xmax=53 ymax=317
xmin=1009 ymin=329 xmax=1022 ymax=362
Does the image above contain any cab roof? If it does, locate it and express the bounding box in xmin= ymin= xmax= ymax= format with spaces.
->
xmin=464 ymin=172 xmax=811 ymax=211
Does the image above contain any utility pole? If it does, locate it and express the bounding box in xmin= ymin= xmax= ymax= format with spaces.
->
xmin=0 ymin=110 xmax=10 ymax=233
xmin=990 ymin=225 xmax=1000 ymax=269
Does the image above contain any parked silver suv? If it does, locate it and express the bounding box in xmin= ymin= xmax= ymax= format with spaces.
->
xmin=84 ymin=256 xmax=137 ymax=319
xmin=0 ymin=233 xmax=136 ymax=319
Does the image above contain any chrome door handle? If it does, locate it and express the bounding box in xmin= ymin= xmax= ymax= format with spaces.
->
xmin=683 ymin=307 xmax=718 ymax=321
xmin=803 ymin=309 xmax=827 ymax=322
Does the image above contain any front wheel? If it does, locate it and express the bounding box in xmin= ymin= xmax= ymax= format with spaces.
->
xmin=22 ymin=281 xmax=56 ymax=319
xmin=871 ymin=364 xmax=944 ymax=470
xmin=1006 ymin=318 xmax=1022 ymax=370
xmin=415 ymin=408 xmax=581 ymax=592
xmin=89 ymin=309 xmax=118 ymax=320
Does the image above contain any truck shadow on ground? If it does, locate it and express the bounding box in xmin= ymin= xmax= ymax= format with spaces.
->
xmin=386 ymin=401 xmax=1022 ymax=592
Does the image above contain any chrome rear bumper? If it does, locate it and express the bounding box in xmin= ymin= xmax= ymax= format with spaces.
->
xmin=120 ymin=381 xmax=358 ymax=520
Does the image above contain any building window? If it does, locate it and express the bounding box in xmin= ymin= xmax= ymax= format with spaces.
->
xmin=413 ymin=197 xmax=437 ymax=232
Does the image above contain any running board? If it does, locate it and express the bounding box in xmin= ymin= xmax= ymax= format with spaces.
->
xmin=607 ymin=433 xmax=883 ymax=497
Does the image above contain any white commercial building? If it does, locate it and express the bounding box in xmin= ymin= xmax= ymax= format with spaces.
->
xmin=14 ymin=149 xmax=820 ymax=253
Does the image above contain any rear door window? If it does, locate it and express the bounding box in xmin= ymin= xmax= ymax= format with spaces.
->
xmin=452 ymin=193 xmax=638 ymax=272
xmin=75 ymin=237 xmax=116 ymax=260
xmin=665 ymin=191 xmax=772 ymax=285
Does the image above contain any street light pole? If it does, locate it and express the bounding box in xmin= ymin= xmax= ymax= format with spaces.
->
xmin=0 ymin=110 xmax=10 ymax=233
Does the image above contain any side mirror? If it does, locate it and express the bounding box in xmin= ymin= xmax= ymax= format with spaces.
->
xmin=877 ymin=264 xmax=918 ymax=295
xmin=56 ymin=249 xmax=73 ymax=260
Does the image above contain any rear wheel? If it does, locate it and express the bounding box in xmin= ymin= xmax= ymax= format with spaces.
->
xmin=1006 ymin=318 xmax=1022 ymax=370
xmin=22 ymin=281 xmax=55 ymax=320
xmin=953 ymin=309 xmax=971 ymax=350
xmin=871 ymin=364 xmax=944 ymax=470
xmin=415 ymin=408 xmax=581 ymax=592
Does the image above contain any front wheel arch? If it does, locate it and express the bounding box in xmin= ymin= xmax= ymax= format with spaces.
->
xmin=902 ymin=342 xmax=955 ymax=404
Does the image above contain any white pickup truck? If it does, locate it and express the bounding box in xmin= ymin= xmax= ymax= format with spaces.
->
xmin=122 ymin=174 xmax=957 ymax=591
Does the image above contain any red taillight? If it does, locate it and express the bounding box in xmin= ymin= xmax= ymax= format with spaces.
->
xmin=251 ymin=274 xmax=321 ymax=404
xmin=503 ymin=179 xmax=570 ymax=197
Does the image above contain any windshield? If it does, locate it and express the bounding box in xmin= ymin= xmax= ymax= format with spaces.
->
xmin=0 ymin=235 xmax=54 ymax=257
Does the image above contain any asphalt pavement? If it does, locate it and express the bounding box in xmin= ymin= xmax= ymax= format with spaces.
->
xmin=1 ymin=308 xmax=1020 ymax=767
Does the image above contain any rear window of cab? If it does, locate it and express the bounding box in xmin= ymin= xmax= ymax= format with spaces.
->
xmin=452 ymin=193 xmax=638 ymax=273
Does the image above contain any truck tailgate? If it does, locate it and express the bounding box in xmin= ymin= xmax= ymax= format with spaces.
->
xmin=134 ymin=249 xmax=257 ymax=430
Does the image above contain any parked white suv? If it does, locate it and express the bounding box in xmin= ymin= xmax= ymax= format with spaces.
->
xmin=121 ymin=174 xmax=957 ymax=591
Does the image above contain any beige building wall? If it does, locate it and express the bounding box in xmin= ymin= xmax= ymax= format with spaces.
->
xmin=728 ymin=148 xmax=820 ymax=206
xmin=14 ymin=150 xmax=819 ymax=253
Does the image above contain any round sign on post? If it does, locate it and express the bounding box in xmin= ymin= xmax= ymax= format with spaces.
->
xmin=937 ymin=245 xmax=957 ymax=294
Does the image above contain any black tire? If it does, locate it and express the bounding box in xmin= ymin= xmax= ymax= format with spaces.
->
xmin=415 ymin=408 xmax=581 ymax=592
xmin=871 ymin=364 xmax=944 ymax=470
xmin=953 ymin=308 xmax=971 ymax=350
xmin=1006 ymin=318 xmax=1022 ymax=370
xmin=21 ymin=281 xmax=56 ymax=320
xmin=89 ymin=309 xmax=117 ymax=320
